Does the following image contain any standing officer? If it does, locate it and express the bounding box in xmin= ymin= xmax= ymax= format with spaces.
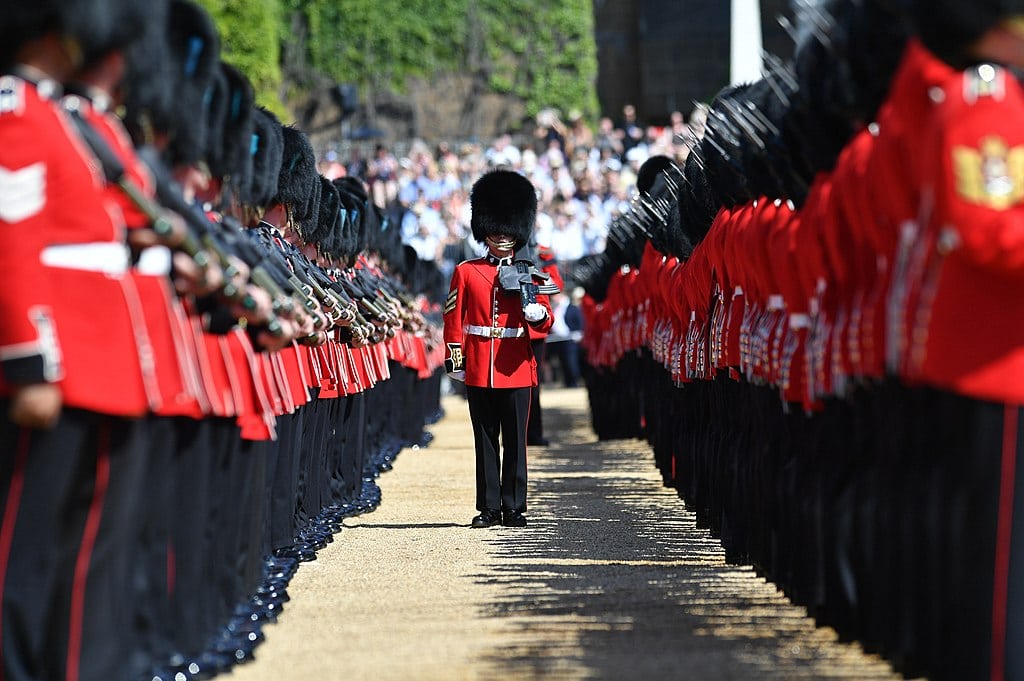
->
xmin=443 ymin=169 xmax=553 ymax=528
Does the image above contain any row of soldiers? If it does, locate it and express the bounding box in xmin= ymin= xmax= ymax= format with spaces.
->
xmin=0 ymin=1 xmax=446 ymax=680
xmin=578 ymin=1 xmax=1024 ymax=679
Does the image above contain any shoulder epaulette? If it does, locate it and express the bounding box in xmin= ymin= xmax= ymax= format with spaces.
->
xmin=0 ymin=76 xmax=25 ymax=116
xmin=963 ymin=63 xmax=1007 ymax=105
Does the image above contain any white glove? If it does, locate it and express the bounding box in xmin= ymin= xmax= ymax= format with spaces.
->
xmin=523 ymin=303 xmax=547 ymax=323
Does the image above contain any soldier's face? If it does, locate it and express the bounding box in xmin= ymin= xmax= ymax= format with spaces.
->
xmin=973 ymin=19 xmax=1024 ymax=67
xmin=486 ymin=235 xmax=516 ymax=256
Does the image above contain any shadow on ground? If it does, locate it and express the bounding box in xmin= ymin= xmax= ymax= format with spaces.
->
xmin=472 ymin=401 xmax=900 ymax=681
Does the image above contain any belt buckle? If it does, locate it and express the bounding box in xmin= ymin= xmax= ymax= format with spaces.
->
xmin=491 ymin=326 xmax=503 ymax=339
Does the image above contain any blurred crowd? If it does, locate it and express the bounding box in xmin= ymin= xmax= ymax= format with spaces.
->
xmin=319 ymin=103 xmax=708 ymax=284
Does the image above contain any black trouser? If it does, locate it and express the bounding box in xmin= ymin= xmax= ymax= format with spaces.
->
xmin=957 ymin=399 xmax=1024 ymax=681
xmin=549 ymin=339 xmax=581 ymax=387
xmin=0 ymin=405 xmax=147 ymax=681
xmin=466 ymin=386 xmax=530 ymax=514
xmin=132 ymin=415 xmax=177 ymax=672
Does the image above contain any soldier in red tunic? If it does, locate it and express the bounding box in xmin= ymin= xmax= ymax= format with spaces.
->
xmin=525 ymin=239 xmax=563 ymax=446
xmin=443 ymin=169 xmax=554 ymax=528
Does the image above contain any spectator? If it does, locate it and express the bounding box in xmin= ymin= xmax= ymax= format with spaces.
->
xmin=594 ymin=117 xmax=624 ymax=160
xmin=417 ymin=161 xmax=448 ymax=204
xmin=401 ymin=197 xmax=444 ymax=242
xmin=484 ymin=133 xmax=522 ymax=168
xmin=614 ymin=103 xmax=645 ymax=156
xmin=321 ymin=150 xmax=346 ymax=180
xmin=549 ymin=159 xmax=576 ymax=201
xmin=368 ymin=143 xmax=399 ymax=206
xmin=407 ymin=219 xmax=442 ymax=261
xmin=549 ymin=204 xmax=586 ymax=261
xmin=346 ymin=147 xmax=368 ymax=182
xmin=564 ymin=109 xmax=594 ymax=158
xmin=533 ymin=108 xmax=566 ymax=155
xmin=545 ymin=290 xmax=584 ymax=388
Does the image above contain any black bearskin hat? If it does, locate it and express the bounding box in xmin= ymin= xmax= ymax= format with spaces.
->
xmin=164 ymin=0 xmax=220 ymax=166
xmin=275 ymin=125 xmax=318 ymax=233
xmin=1 ymin=0 xmax=156 ymax=72
xmin=0 ymin=2 xmax=61 ymax=68
xmin=469 ymin=169 xmax=537 ymax=248
xmin=249 ymin=108 xmax=283 ymax=208
xmin=333 ymin=176 xmax=368 ymax=263
xmin=636 ymin=155 xmax=675 ymax=196
xmin=912 ymin=0 xmax=1024 ymax=67
xmin=314 ymin=175 xmax=340 ymax=245
xmin=209 ymin=62 xmax=254 ymax=200
xmin=63 ymin=0 xmax=155 ymax=69
xmin=120 ymin=0 xmax=170 ymax=142
xmin=294 ymin=171 xmax=321 ymax=242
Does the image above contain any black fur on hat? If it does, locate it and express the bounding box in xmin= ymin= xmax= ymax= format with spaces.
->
xmin=202 ymin=68 xmax=227 ymax=169
xmin=61 ymin=0 xmax=154 ymax=69
xmin=274 ymin=125 xmax=318 ymax=225
xmin=333 ymin=175 xmax=368 ymax=209
xmin=674 ymin=150 xmax=717 ymax=250
xmin=912 ymin=0 xmax=1024 ymax=67
xmin=313 ymin=176 xmax=340 ymax=245
xmin=249 ymin=108 xmax=283 ymax=208
xmin=294 ymin=171 xmax=321 ymax=242
xmin=321 ymin=203 xmax=347 ymax=262
xmin=715 ymin=84 xmax=791 ymax=201
xmin=164 ymin=0 xmax=220 ymax=166
xmin=636 ymin=155 xmax=675 ymax=196
xmin=355 ymin=200 xmax=378 ymax=256
xmin=469 ymin=169 xmax=537 ymax=248
xmin=120 ymin=0 xmax=170 ymax=143
xmin=333 ymin=176 xmax=368 ymax=263
xmin=575 ymin=253 xmax=615 ymax=303
xmin=788 ymin=0 xmax=910 ymax=168
xmin=699 ymin=82 xmax=757 ymax=209
xmin=636 ymin=163 xmax=681 ymax=257
xmin=0 ymin=2 xmax=61 ymax=67
xmin=210 ymin=62 xmax=255 ymax=201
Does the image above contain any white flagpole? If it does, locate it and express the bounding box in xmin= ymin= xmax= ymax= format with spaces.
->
xmin=730 ymin=0 xmax=764 ymax=85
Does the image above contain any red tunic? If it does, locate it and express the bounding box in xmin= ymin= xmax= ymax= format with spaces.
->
xmin=908 ymin=64 xmax=1024 ymax=404
xmin=84 ymin=96 xmax=203 ymax=416
xmin=527 ymin=244 xmax=563 ymax=342
xmin=0 ymin=75 xmax=149 ymax=415
xmin=443 ymin=256 xmax=553 ymax=388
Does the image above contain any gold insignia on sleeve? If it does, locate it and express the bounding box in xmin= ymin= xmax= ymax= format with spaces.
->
xmin=953 ymin=135 xmax=1024 ymax=210
xmin=447 ymin=342 xmax=464 ymax=371
xmin=444 ymin=289 xmax=457 ymax=315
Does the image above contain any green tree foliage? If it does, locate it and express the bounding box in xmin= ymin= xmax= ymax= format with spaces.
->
xmin=197 ymin=0 xmax=598 ymax=126
xmin=475 ymin=0 xmax=599 ymax=120
xmin=303 ymin=0 xmax=465 ymax=88
xmin=195 ymin=0 xmax=287 ymax=117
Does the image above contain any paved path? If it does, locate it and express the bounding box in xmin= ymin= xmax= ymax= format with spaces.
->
xmin=229 ymin=387 xmax=902 ymax=681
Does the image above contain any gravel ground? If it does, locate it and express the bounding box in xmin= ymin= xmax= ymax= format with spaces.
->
xmin=228 ymin=386 xmax=903 ymax=681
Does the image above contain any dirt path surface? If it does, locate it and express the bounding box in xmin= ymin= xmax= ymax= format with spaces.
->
xmin=228 ymin=386 xmax=902 ymax=681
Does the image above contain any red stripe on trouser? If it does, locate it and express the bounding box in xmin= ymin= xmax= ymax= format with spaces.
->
xmin=66 ymin=424 xmax=111 ymax=681
xmin=992 ymin=405 xmax=1017 ymax=681
xmin=0 ymin=430 xmax=32 ymax=681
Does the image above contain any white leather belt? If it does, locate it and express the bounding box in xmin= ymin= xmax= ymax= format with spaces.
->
xmin=41 ymin=242 xmax=129 ymax=274
xmin=136 ymin=246 xmax=172 ymax=276
xmin=768 ymin=294 xmax=785 ymax=311
xmin=466 ymin=325 xmax=525 ymax=339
